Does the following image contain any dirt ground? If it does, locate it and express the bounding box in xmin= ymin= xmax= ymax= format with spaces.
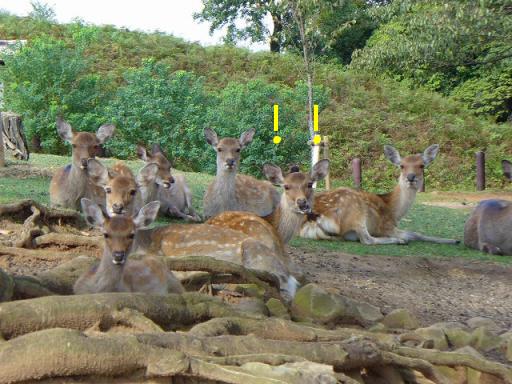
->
xmin=290 ymin=246 xmax=512 ymax=330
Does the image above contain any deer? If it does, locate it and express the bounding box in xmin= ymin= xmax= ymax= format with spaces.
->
xmin=85 ymin=159 xmax=159 ymax=217
xmin=124 ymin=162 xmax=329 ymax=300
xmin=300 ymin=144 xmax=459 ymax=245
xmin=74 ymin=198 xmax=184 ymax=294
xmin=49 ymin=118 xmax=115 ymax=210
xmin=463 ymin=159 xmax=512 ymax=255
xmin=202 ymin=128 xmax=280 ymax=219
xmin=137 ymin=144 xmax=201 ymax=222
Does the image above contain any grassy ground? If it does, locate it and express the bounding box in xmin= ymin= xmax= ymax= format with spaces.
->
xmin=1 ymin=153 xmax=509 ymax=263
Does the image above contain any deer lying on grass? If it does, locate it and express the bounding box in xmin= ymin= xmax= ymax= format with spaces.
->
xmin=463 ymin=160 xmax=512 ymax=255
xmin=301 ymin=145 xmax=459 ymax=245
xmin=74 ymin=198 xmax=184 ymax=294
xmin=49 ymin=118 xmax=115 ymax=210
xmin=203 ymin=128 xmax=280 ymax=218
xmin=137 ymin=144 xmax=201 ymax=222
xmin=86 ymin=159 xmax=156 ymax=216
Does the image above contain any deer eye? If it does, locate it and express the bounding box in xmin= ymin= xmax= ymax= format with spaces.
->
xmin=103 ymin=233 xmax=109 ymax=238
xmin=72 ymin=144 xmax=77 ymax=148
xmin=419 ymin=164 xmax=424 ymax=169
xmin=284 ymin=185 xmax=290 ymax=190
xmin=400 ymin=165 xmax=404 ymax=169
xmin=307 ymin=182 xmax=313 ymax=188
xmin=130 ymin=190 xmax=136 ymax=196
xmin=236 ymin=148 xmax=241 ymax=153
xmin=105 ymin=188 xmax=112 ymax=194
xmin=128 ymin=233 xmax=135 ymax=239
xmin=217 ymin=147 xmax=223 ymax=152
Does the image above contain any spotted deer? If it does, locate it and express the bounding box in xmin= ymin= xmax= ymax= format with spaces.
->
xmin=203 ymin=128 xmax=280 ymax=218
xmin=74 ymin=198 xmax=184 ymax=294
xmin=301 ymin=145 xmax=459 ymax=245
xmin=137 ymin=144 xmax=200 ymax=222
xmin=463 ymin=160 xmax=512 ymax=255
xmin=49 ymin=118 xmax=115 ymax=210
xmin=86 ymin=159 xmax=156 ymax=217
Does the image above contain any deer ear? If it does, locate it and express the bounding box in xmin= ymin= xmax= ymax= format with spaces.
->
xmin=502 ymin=160 xmax=512 ymax=180
xmin=239 ymin=128 xmax=255 ymax=148
xmin=137 ymin=163 xmax=159 ymax=185
xmin=96 ymin=124 xmax=115 ymax=144
xmin=151 ymin=143 xmax=163 ymax=155
xmin=133 ymin=201 xmax=160 ymax=229
xmin=384 ymin=145 xmax=401 ymax=166
xmin=311 ymin=159 xmax=329 ymax=182
xmin=204 ymin=128 xmax=218 ymax=147
xmin=81 ymin=198 xmax=105 ymax=229
xmin=263 ymin=163 xmax=284 ymax=185
xmin=86 ymin=159 xmax=110 ymax=187
xmin=136 ymin=145 xmax=149 ymax=161
xmin=422 ymin=144 xmax=439 ymax=167
xmin=56 ymin=117 xmax=74 ymax=143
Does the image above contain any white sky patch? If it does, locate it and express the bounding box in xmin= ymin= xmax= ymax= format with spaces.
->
xmin=0 ymin=0 xmax=269 ymax=51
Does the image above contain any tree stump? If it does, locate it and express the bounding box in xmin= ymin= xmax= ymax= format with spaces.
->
xmin=0 ymin=111 xmax=30 ymax=162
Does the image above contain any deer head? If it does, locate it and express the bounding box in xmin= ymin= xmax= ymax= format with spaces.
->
xmin=137 ymin=144 xmax=175 ymax=189
xmin=384 ymin=144 xmax=439 ymax=190
xmin=204 ymin=128 xmax=255 ymax=173
xmin=81 ymin=198 xmax=160 ymax=265
xmin=264 ymin=159 xmax=329 ymax=214
xmin=57 ymin=117 xmax=115 ymax=170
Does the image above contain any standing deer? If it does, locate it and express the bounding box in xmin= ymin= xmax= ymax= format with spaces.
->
xmin=301 ymin=145 xmax=459 ymax=245
xmin=203 ymin=128 xmax=280 ymax=218
xmin=86 ymin=159 xmax=158 ymax=217
xmin=49 ymin=118 xmax=115 ymax=210
xmin=74 ymin=198 xmax=184 ymax=294
xmin=463 ymin=160 xmax=512 ymax=255
xmin=137 ymin=144 xmax=200 ymax=222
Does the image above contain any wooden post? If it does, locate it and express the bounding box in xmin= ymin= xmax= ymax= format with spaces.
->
xmin=476 ymin=151 xmax=485 ymax=191
xmin=322 ymin=136 xmax=331 ymax=190
xmin=0 ymin=113 xmax=4 ymax=167
xmin=352 ymin=158 xmax=361 ymax=190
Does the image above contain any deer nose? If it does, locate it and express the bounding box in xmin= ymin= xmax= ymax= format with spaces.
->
xmin=406 ymin=173 xmax=416 ymax=182
xmin=226 ymin=159 xmax=235 ymax=166
xmin=112 ymin=203 xmax=123 ymax=214
xmin=112 ymin=251 xmax=126 ymax=265
xmin=81 ymin=158 xmax=89 ymax=168
xmin=297 ymin=198 xmax=309 ymax=211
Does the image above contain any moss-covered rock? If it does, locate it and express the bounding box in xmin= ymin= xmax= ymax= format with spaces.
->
xmin=266 ymin=298 xmax=290 ymax=319
xmin=470 ymin=327 xmax=503 ymax=352
xmin=414 ymin=326 xmax=449 ymax=350
xmin=381 ymin=308 xmax=419 ymax=330
xmin=0 ymin=269 xmax=14 ymax=302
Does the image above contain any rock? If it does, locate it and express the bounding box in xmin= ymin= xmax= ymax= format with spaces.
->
xmin=233 ymin=298 xmax=268 ymax=317
xmin=467 ymin=317 xmax=501 ymax=333
xmin=414 ymin=326 xmax=449 ymax=350
xmin=266 ymin=298 xmax=290 ymax=319
xmin=369 ymin=323 xmax=387 ymax=333
xmin=470 ymin=327 xmax=502 ymax=352
xmin=232 ymin=283 xmax=265 ymax=299
xmin=0 ymin=268 xmax=14 ymax=302
xmin=381 ymin=308 xmax=419 ymax=330
xmin=291 ymin=283 xmax=383 ymax=326
xmin=430 ymin=321 xmax=468 ymax=330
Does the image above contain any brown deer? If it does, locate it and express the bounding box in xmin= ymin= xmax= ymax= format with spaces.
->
xmin=301 ymin=145 xmax=459 ymax=245
xmin=49 ymin=118 xmax=115 ymax=210
xmin=127 ymin=160 xmax=328 ymax=300
xmin=74 ymin=198 xmax=184 ymax=294
xmin=137 ymin=144 xmax=200 ymax=222
xmin=86 ymin=159 xmax=159 ymax=217
xmin=202 ymin=128 xmax=280 ymax=218
xmin=463 ymin=160 xmax=512 ymax=255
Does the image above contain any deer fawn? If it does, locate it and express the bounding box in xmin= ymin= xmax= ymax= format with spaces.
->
xmin=202 ymin=128 xmax=280 ymax=218
xmin=86 ymin=159 xmax=151 ymax=216
xmin=463 ymin=160 xmax=512 ymax=255
xmin=49 ymin=118 xmax=115 ymax=210
xmin=301 ymin=145 xmax=459 ymax=245
xmin=137 ymin=144 xmax=201 ymax=222
xmin=74 ymin=198 xmax=184 ymax=294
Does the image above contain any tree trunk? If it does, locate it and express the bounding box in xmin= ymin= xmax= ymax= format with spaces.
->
xmin=0 ymin=112 xmax=30 ymax=160
xmin=269 ymin=13 xmax=282 ymax=53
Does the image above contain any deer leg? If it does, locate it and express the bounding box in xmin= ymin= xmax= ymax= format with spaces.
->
xmin=357 ymin=227 xmax=408 ymax=245
xmin=395 ymin=230 xmax=459 ymax=245
xmin=167 ymin=205 xmax=198 ymax=222
xmin=480 ymin=242 xmax=503 ymax=255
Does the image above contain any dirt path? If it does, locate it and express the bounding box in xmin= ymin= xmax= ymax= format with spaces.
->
xmin=290 ymin=246 xmax=512 ymax=330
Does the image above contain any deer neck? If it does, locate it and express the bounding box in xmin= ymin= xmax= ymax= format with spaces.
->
xmin=388 ymin=177 xmax=418 ymax=222
xmin=139 ymin=182 xmax=159 ymax=205
xmin=266 ymin=197 xmax=305 ymax=245
xmin=94 ymin=249 xmax=125 ymax=292
xmin=213 ymin=169 xmax=238 ymax=206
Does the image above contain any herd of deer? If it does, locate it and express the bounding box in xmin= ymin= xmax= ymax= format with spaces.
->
xmin=48 ymin=118 xmax=512 ymax=300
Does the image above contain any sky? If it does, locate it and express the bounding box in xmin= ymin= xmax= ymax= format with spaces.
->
xmin=0 ymin=0 xmax=268 ymax=50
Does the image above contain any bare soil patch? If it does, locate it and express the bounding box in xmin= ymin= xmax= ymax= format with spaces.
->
xmin=290 ymin=246 xmax=512 ymax=330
